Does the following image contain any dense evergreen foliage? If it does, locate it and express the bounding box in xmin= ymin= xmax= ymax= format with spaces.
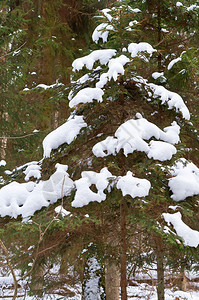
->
xmin=0 ymin=0 xmax=199 ymax=299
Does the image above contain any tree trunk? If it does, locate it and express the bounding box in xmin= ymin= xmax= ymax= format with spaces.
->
xmin=178 ymin=268 xmax=187 ymax=292
xmin=0 ymin=136 xmax=7 ymax=160
xmin=120 ymin=199 xmax=127 ymax=300
xmin=155 ymin=235 xmax=165 ymax=300
xmin=105 ymin=262 xmax=120 ymax=300
xmin=157 ymin=2 xmax=162 ymax=71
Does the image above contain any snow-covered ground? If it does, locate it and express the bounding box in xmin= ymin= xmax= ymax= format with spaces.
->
xmin=1 ymin=269 xmax=199 ymax=299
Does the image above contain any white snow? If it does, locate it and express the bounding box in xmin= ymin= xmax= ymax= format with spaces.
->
xmin=176 ymin=2 xmax=183 ymax=7
xmin=117 ymin=171 xmax=151 ymax=198
xmin=69 ymin=87 xmax=104 ymax=108
xmin=0 ymin=160 xmax=6 ymax=166
xmin=43 ymin=115 xmax=87 ymax=158
xmin=0 ymin=164 xmax=74 ymax=218
xmin=132 ymin=76 xmax=190 ymax=119
xmin=186 ymin=4 xmax=199 ymax=11
xmin=96 ymin=55 xmax=130 ymax=88
xmin=147 ymin=141 xmax=177 ymax=161
xmin=92 ymin=23 xmax=114 ymax=43
xmin=148 ymin=83 xmax=190 ymax=120
xmin=93 ymin=116 xmax=180 ymax=161
xmin=168 ymin=159 xmax=199 ymax=201
xmin=35 ymin=82 xmax=63 ymax=89
xmin=101 ymin=8 xmax=112 ymax=22
xmin=71 ymin=167 xmax=113 ymax=208
xmin=54 ymin=205 xmax=70 ymax=217
xmin=128 ymin=42 xmax=157 ymax=59
xmin=163 ymin=212 xmax=199 ymax=247
xmin=72 ymin=49 xmax=116 ymax=71
xmin=83 ymin=257 xmax=102 ymax=299
xmin=71 ymin=167 xmax=151 ymax=208
xmin=152 ymin=72 xmax=166 ymax=82
xmin=167 ymin=57 xmax=182 ymax=70
xmin=24 ymin=164 xmax=41 ymax=181
xmin=131 ymin=8 xmax=141 ymax=13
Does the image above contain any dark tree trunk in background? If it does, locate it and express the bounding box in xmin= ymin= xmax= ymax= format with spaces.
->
xmin=157 ymin=1 xmax=162 ymax=71
xmin=120 ymin=199 xmax=127 ymax=300
xmin=156 ymin=235 xmax=165 ymax=300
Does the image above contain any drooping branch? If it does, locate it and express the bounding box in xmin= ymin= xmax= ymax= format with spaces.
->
xmin=0 ymin=239 xmax=18 ymax=300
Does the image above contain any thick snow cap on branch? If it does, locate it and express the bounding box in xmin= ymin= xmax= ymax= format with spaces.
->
xmin=69 ymin=87 xmax=104 ymax=108
xmin=43 ymin=116 xmax=87 ymax=158
xmin=128 ymin=42 xmax=157 ymax=59
xmin=168 ymin=159 xmax=199 ymax=201
xmin=117 ymin=171 xmax=151 ymax=198
xmin=133 ymin=76 xmax=190 ymax=120
xmin=93 ymin=116 xmax=180 ymax=161
xmin=24 ymin=164 xmax=41 ymax=181
xmin=72 ymin=49 xmax=116 ymax=71
xmin=163 ymin=212 xmax=199 ymax=247
xmin=0 ymin=164 xmax=74 ymax=218
xmin=96 ymin=55 xmax=130 ymax=88
xmin=149 ymin=83 xmax=190 ymax=119
xmin=71 ymin=167 xmax=114 ymax=208
xmin=71 ymin=168 xmax=151 ymax=208
xmin=92 ymin=23 xmax=114 ymax=43
xmin=167 ymin=57 xmax=182 ymax=70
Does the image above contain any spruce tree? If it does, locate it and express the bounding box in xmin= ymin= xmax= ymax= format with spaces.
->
xmin=0 ymin=0 xmax=199 ymax=299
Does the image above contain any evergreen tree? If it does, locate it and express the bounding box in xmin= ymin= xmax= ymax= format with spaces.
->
xmin=0 ymin=0 xmax=199 ymax=299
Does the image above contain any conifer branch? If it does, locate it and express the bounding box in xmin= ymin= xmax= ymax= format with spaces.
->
xmin=0 ymin=133 xmax=37 ymax=140
xmin=0 ymin=239 xmax=18 ymax=300
xmin=18 ymin=176 xmax=66 ymax=282
xmin=0 ymin=42 xmax=26 ymax=61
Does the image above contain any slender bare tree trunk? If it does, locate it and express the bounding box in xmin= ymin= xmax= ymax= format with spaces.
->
xmin=155 ymin=235 xmax=165 ymax=300
xmin=157 ymin=2 xmax=162 ymax=72
xmin=0 ymin=136 xmax=7 ymax=160
xmin=120 ymin=199 xmax=127 ymax=300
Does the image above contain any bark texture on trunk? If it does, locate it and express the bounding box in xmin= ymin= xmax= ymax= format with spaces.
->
xmin=105 ymin=262 xmax=120 ymax=300
xmin=156 ymin=235 xmax=165 ymax=300
xmin=157 ymin=2 xmax=162 ymax=71
xmin=120 ymin=199 xmax=127 ymax=300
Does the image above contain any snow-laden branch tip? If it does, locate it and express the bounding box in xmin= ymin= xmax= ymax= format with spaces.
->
xmin=133 ymin=76 xmax=190 ymax=120
xmin=96 ymin=55 xmax=130 ymax=88
xmin=0 ymin=164 xmax=74 ymax=218
xmin=128 ymin=42 xmax=157 ymax=60
xmin=72 ymin=49 xmax=116 ymax=71
xmin=163 ymin=212 xmax=199 ymax=247
xmin=168 ymin=159 xmax=199 ymax=201
xmin=93 ymin=116 xmax=180 ymax=161
xmin=43 ymin=115 xmax=87 ymax=158
xmin=69 ymin=87 xmax=104 ymax=108
xmin=71 ymin=167 xmax=151 ymax=208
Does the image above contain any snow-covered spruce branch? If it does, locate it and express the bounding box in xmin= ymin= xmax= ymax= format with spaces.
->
xmin=0 ymin=176 xmax=67 ymax=298
xmin=18 ymin=175 xmax=67 ymax=282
